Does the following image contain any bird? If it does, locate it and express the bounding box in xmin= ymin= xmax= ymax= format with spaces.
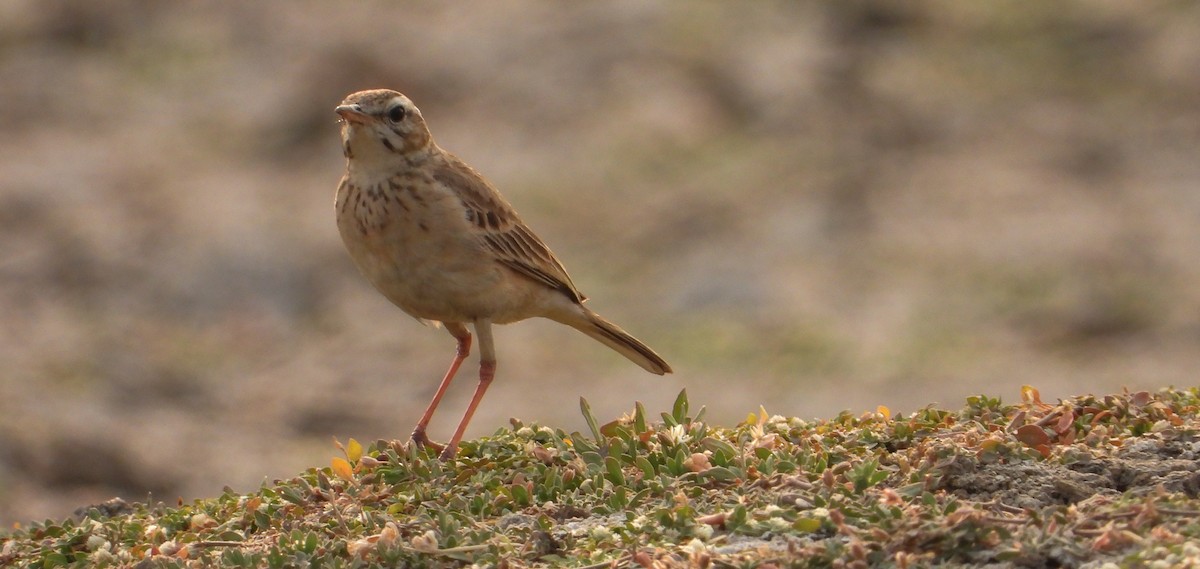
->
xmin=333 ymin=89 xmax=672 ymax=460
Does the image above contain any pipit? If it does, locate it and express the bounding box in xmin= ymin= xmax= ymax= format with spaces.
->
xmin=334 ymin=89 xmax=672 ymax=460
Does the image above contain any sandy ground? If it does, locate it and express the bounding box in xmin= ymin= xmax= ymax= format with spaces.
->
xmin=1 ymin=2 xmax=1199 ymax=524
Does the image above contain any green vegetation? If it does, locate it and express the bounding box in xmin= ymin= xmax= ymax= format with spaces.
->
xmin=3 ymin=388 xmax=1198 ymax=567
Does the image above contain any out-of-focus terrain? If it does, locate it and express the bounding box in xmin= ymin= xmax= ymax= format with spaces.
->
xmin=1 ymin=2 xmax=1197 ymax=524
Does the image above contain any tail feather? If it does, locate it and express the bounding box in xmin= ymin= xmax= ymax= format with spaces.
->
xmin=566 ymin=309 xmax=672 ymax=375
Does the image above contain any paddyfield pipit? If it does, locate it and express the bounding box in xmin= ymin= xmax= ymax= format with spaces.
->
xmin=334 ymin=89 xmax=672 ymax=460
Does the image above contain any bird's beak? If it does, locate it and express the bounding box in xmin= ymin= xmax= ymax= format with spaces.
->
xmin=335 ymin=104 xmax=370 ymax=124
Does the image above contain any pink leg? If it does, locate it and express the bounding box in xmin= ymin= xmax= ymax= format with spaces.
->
xmin=439 ymin=320 xmax=496 ymax=461
xmin=411 ymin=322 xmax=471 ymax=451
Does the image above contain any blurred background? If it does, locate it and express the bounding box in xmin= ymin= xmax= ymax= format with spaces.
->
xmin=2 ymin=1 xmax=1198 ymax=524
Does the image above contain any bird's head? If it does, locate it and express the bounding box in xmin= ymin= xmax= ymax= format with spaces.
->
xmin=336 ymin=89 xmax=434 ymax=166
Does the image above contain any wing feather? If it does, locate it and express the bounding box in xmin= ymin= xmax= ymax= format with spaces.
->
xmin=433 ymin=156 xmax=585 ymax=303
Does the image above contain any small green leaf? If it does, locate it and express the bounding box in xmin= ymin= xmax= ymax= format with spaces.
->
xmin=634 ymin=401 xmax=648 ymax=434
xmin=279 ymin=486 xmax=306 ymax=506
xmin=635 ymin=456 xmax=656 ymax=478
xmin=579 ymin=450 xmax=604 ymax=466
xmin=701 ymin=438 xmax=737 ymax=464
xmin=727 ymin=505 xmax=748 ymax=531
xmin=511 ymin=483 xmax=530 ymax=507
xmin=253 ymin=509 xmax=271 ymax=531
xmin=608 ymin=486 xmax=628 ymax=510
xmin=699 ymin=466 xmax=740 ymax=482
xmin=672 ymin=389 xmax=689 ymax=423
xmin=315 ymin=470 xmax=332 ymax=491
xmin=303 ymin=532 xmax=318 ymax=554
xmin=42 ymin=552 xmax=69 ymax=568
xmin=571 ymin=433 xmax=599 ymax=455
xmin=218 ymin=530 xmax=246 ymax=542
xmin=944 ymin=498 xmax=960 ymax=514
xmin=849 ymin=458 xmax=885 ymax=492
xmin=604 ymin=456 xmax=626 ymax=486
xmin=580 ymin=397 xmax=606 ymax=451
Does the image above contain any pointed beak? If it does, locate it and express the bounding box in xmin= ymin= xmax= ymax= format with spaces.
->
xmin=335 ymin=104 xmax=370 ymax=124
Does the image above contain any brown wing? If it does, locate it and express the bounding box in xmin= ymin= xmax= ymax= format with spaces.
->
xmin=433 ymin=155 xmax=586 ymax=304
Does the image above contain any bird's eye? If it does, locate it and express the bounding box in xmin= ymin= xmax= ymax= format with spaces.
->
xmin=387 ymin=105 xmax=406 ymax=123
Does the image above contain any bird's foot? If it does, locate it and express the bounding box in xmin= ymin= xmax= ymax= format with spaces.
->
xmin=413 ymin=428 xmax=458 ymax=461
xmin=410 ymin=428 xmax=445 ymax=455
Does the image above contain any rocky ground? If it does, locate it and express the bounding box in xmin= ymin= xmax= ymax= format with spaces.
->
xmin=3 ymin=388 xmax=1198 ymax=567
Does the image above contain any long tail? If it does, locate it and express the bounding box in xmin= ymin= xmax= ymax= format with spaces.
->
xmin=564 ymin=308 xmax=672 ymax=375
